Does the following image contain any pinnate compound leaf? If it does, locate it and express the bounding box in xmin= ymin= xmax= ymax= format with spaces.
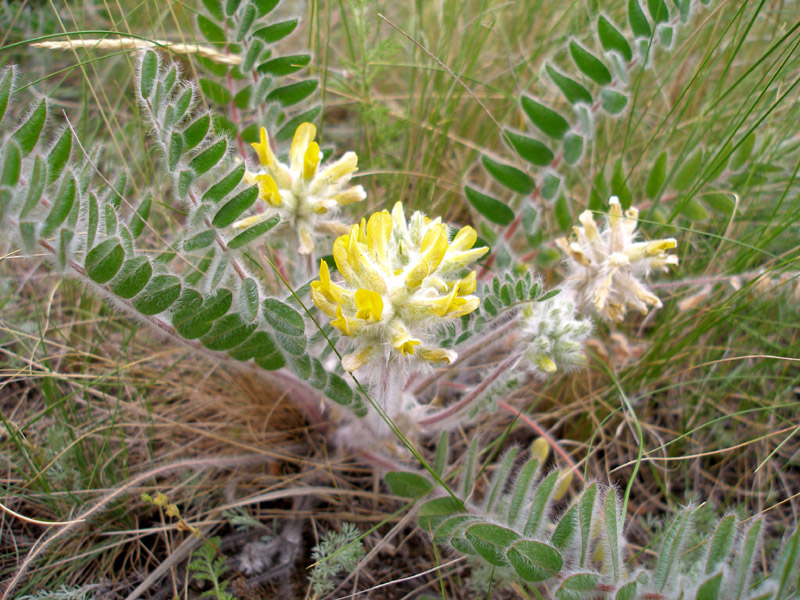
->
xmin=13 ymin=100 xmax=47 ymax=156
xmin=546 ymin=65 xmax=592 ymax=105
xmin=262 ymin=298 xmax=305 ymax=336
xmin=267 ymin=80 xmax=318 ymax=107
xmin=385 ymin=471 xmax=434 ymax=499
xmin=252 ymin=19 xmax=299 ymax=43
xmin=521 ymin=96 xmax=569 ymax=140
xmin=41 ymin=175 xmax=76 ymax=237
xmin=628 ymin=0 xmax=652 ymax=38
xmin=85 ymin=238 xmax=125 ymax=284
xmin=418 ymin=497 xmax=467 ymax=532
xmin=109 ymin=257 xmax=151 ymax=300
xmin=506 ymin=540 xmax=563 ymax=582
xmin=556 ymin=573 xmax=601 ymax=600
xmin=598 ymin=16 xmax=633 ymax=62
xmin=464 ymin=523 xmax=520 ymax=566
xmin=481 ymin=156 xmax=533 ymax=194
xmin=190 ymin=139 xmax=227 ymax=175
xmin=227 ymin=215 xmax=279 ymax=249
xmin=504 ymin=130 xmax=554 ymax=166
xmin=464 ymin=186 xmax=514 ymax=226
xmin=133 ymin=274 xmax=182 ymax=315
xmin=569 ymin=41 xmax=612 ymax=86
xmin=211 ymin=185 xmax=259 ymax=227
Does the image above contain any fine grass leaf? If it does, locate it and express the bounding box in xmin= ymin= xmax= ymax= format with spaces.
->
xmin=385 ymin=471 xmax=434 ymax=499
xmin=464 ymin=186 xmax=514 ymax=225
xmin=521 ymin=96 xmax=570 ymax=140
xmin=569 ymin=41 xmax=612 ymax=86
xmin=506 ymin=540 xmax=563 ymax=582
xmin=85 ymin=238 xmax=125 ymax=284
xmin=481 ymin=156 xmax=534 ymax=194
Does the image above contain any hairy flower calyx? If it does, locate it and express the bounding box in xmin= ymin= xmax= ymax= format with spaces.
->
xmin=312 ymin=202 xmax=488 ymax=371
xmin=556 ymin=197 xmax=678 ymax=322
xmin=234 ymin=123 xmax=366 ymax=254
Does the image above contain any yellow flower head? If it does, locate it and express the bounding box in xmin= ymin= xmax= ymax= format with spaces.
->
xmin=312 ymin=202 xmax=488 ymax=371
xmin=234 ymin=123 xmax=367 ymax=254
xmin=555 ymin=197 xmax=678 ymax=322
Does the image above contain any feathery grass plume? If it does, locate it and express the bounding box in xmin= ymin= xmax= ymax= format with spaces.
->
xmin=555 ymin=197 xmax=678 ymax=321
xmin=234 ymin=123 xmax=366 ymax=254
xmin=31 ymin=38 xmax=240 ymax=65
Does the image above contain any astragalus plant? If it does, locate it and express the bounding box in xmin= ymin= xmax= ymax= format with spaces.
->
xmin=1 ymin=0 xmax=798 ymax=598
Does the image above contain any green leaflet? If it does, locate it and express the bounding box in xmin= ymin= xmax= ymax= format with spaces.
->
xmin=464 ymin=186 xmax=514 ymax=225
xmin=252 ymin=19 xmax=299 ymax=43
xmin=13 ymin=99 xmax=47 ymax=156
xmin=521 ymin=96 xmax=569 ymax=140
xmin=598 ymin=16 xmax=633 ymax=62
xmin=111 ymin=256 xmax=152 ymax=299
xmin=506 ymin=540 xmax=563 ymax=582
xmin=132 ymin=274 xmax=182 ymax=315
xmin=569 ymin=41 xmax=612 ymax=86
xmin=266 ymin=80 xmax=318 ymax=107
xmin=41 ymin=175 xmax=76 ymax=237
xmin=257 ymin=54 xmax=311 ymax=76
xmin=504 ymin=130 xmax=554 ymax=166
xmin=385 ymin=471 xmax=434 ymax=499
xmin=481 ymin=156 xmax=534 ymax=194
xmin=85 ymin=238 xmax=125 ymax=284
xmin=211 ymin=185 xmax=259 ymax=227
xmin=262 ymin=298 xmax=305 ymax=336
xmin=464 ymin=523 xmax=520 ymax=567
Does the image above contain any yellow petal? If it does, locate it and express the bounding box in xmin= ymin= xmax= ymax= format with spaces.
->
xmin=290 ymin=122 xmax=316 ymax=172
xmin=298 ymin=226 xmax=314 ymax=255
xmin=251 ymin=126 xmax=276 ymax=167
xmin=450 ymin=225 xmax=477 ymax=252
xmin=319 ymin=151 xmax=358 ymax=182
xmin=420 ymin=348 xmax=458 ymax=364
xmin=366 ymin=210 xmax=392 ymax=265
xmin=310 ymin=285 xmax=338 ymax=318
xmin=331 ymin=304 xmax=360 ymax=336
xmin=459 ymin=271 xmax=477 ymax=295
xmin=332 ymin=186 xmax=367 ymax=206
xmin=342 ymin=347 xmax=378 ymax=372
xmin=255 ymin=173 xmax=282 ymax=207
xmin=354 ymin=288 xmax=384 ymax=322
xmin=333 ymin=234 xmax=357 ymax=285
xmin=303 ymin=141 xmax=321 ymax=180
xmin=393 ymin=337 xmax=420 ymax=356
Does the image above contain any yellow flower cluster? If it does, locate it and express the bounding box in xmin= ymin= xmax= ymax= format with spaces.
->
xmin=312 ymin=202 xmax=488 ymax=372
xmin=556 ymin=197 xmax=678 ymax=322
xmin=233 ymin=123 xmax=366 ymax=254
